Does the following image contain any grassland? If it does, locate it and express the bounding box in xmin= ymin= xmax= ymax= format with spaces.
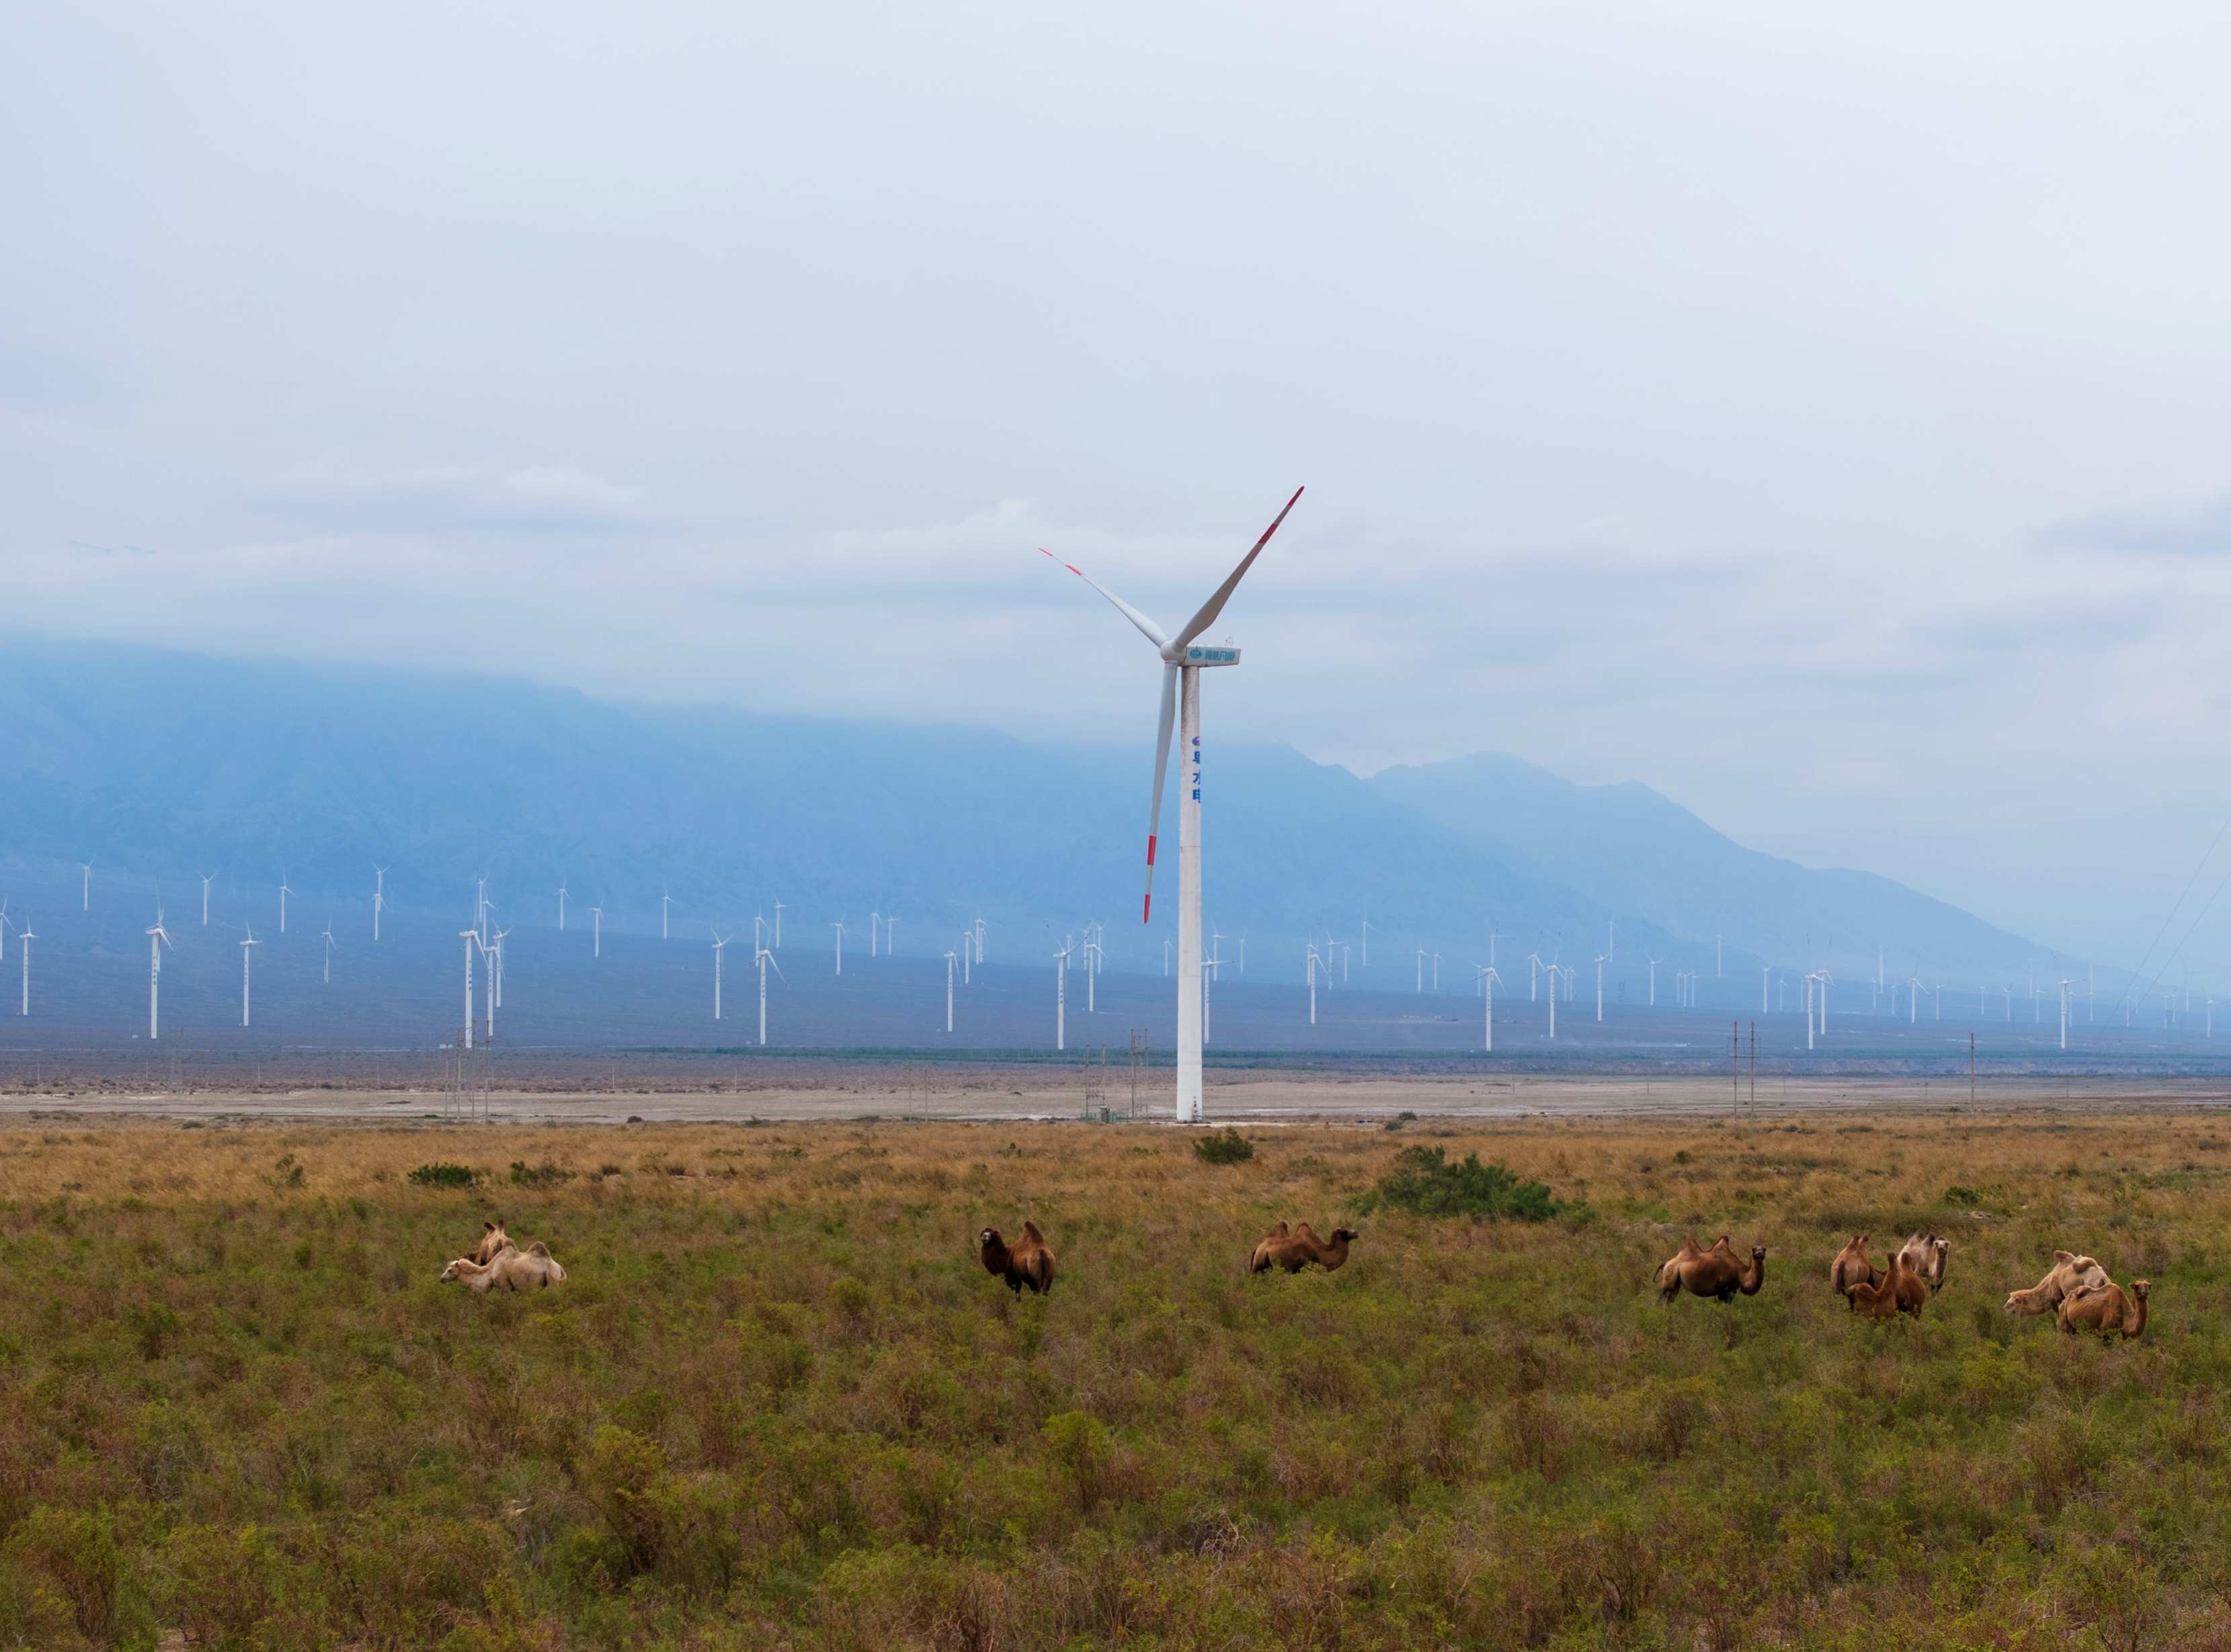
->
xmin=0 ymin=1108 xmax=2224 ymax=1649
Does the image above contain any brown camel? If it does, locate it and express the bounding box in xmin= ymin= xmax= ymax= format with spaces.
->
xmin=1250 ymin=1222 xmax=1359 ymax=1274
xmin=1898 ymin=1232 xmax=1951 ymax=1294
xmin=1656 ymin=1236 xmax=1767 ymax=1305
xmin=2004 ymin=1250 xmax=2108 ymax=1316
xmin=1830 ymin=1234 xmax=1884 ymax=1298
xmin=1848 ymin=1248 xmax=1925 ymax=1319
xmin=980 ymin=1222 xmax=1056 ymax=1296
xmin=469 ymin=1221 xmax=510 ymax=1266
xmin=439 ymin=1239 xmax=567 ymax=1293
xmin=2058 ymin=1278 xmax=2150 ymax=1341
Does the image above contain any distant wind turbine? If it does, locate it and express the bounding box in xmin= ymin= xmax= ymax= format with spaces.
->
xmin=1527 ymin=953 xmax=1543 ymax=1002
xmin=16 ymin=919 xmax=35 ymax=1015
xmin=146 ymin=904 xmax=174 ymax=1039
xmin=321 ymin=917 xmax=337 ymax=984
xmin=833 ymin=917 xmax=845 ymax=975
xmin=278 ymin=872 xmax=293 ymax=934
xmin=944 ymin=950 xmax=957 ymax=1032
xmin=80 ymin=861 xmax=92 ymax=913
xmin=1545 ymin=962 xmax=1563 ymax=1038
xmin=1306 ymin=944 xmax=1322 ymax=1025
xmin=1416 ymin=948 xmax=1426 ymax=993
xmin=1648 ymin=956 xmax=1662 ymax=1006
xmin=557 ymin=882 xmax=568 ymax=931
xmin=870 ymin=910 xmax=881 ymax=958
xmin=372 ymin=866 xmax=387 ymax=940
xmin=712 ymin=932 xmax=729 ymax=1021
xmin=1594 ymin=954 xmax=1606 ymax=1022
xmin=202 ymin=873 xmax=216 ymax=925
xmin=755 ymin=934 xmax=784 ymax=1046
xmin=590 ymin=903 xmax=604 ymax=958
xmin=1477 ymin=962 xmax=1501 ymax=1051
xmin=240 ymin=927 xmax=262 ymax=1027
xmin=773 ymin=899 xmax=785 ymax=947
xmin=460 ymin=930 xmax=478 ymax=1048
xmin=1054 ymin=938 xmax=1073 ymax=1050
xmin=661 ymin=891 xmax=674 ymax=940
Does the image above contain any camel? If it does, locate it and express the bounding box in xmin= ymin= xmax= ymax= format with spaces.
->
xmin=469 ymin=1221 xmax=511 ymax=1266
xmin=1655 ymin=1236 xmax=1767 ymax=1305
xmin=2058 ymin=1278 xmax=2150 ymax=1341
xmin=1898 ymin=1232 xmax=1951 ymax=1294
xmin=980 ymin=1222 xmax=1056 ymax=1296
xmin=1250 ymin=1222 xmax=1359 ymax=1274
xmin=1830 ymin=1234 xmax=1884 ymax=1298
xmin=2003 ymin=1250 xmax=2109 ymax=1316
xmin=1847 ymin=1248 xmax=1925 ymax=1320
xmin=439 ymin=1239 xmax=567 ymax=1293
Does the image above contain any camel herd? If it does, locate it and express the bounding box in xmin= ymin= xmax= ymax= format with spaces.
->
xmin=1656 ymin=1229 xmax=2150 ymax=1341
xmin=438 ymin=1220 xmax=569 ymax=1293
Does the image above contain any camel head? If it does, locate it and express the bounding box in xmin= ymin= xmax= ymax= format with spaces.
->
xmin=2132 ymin=1279 xmax=2152 ymax=1300
xmin=1330 ymin=1228 xmax=1360 ymax=1243
xmin=438 ymin=1258 xmax=470 ymax=1284
xmin=1751 ymin=1245 xmax=1767 ymax=1263
xmin=979 ymin=1228 xmax=1001 ymax=1250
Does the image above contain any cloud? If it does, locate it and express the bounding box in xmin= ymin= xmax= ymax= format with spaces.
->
xmin=250 ymin=459 xmax=650 ymax=534
xmin=2042 ymin=495 xmax=2231 ymax=558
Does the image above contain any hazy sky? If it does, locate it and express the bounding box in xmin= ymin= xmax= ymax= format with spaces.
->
xmin=7 ymin=5 xmax=2231 ymax=973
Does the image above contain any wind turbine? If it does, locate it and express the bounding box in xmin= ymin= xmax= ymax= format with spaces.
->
xmin=1044 ymin=484 xmax=1303 ymax=1122
xmin=1647 ymin=957 xmax=1662 ymax=1006
xmin=79 ymin=860 xmax=92 ymax=913
xmin=1527 ymin=952 xmax=1543 ymax=1002
xmin=973 ymin=915 xmax=985 ymax=965
xmin=1305 ymin=944 xmax=1322 ymax=1025
xmin=943 ymin=949 xmax=957 ymax=1032
xmin=1416 ymin=948 xmax=1426 ymax=993
xmin=240 ymin=927 xmax=261 ymax=1027
xmin=321 ymin=917 xmax=337 ymax=984
xmin=756 ymin=934 xmax=784 ymax=1046
xmin=16 ymin=920 xmax=34 ymax=1015
xmin=1594 ymin=954 xmax=1606 ymax=1022
xmin=590 ymin=903 xmax=604 ymax=959
xmin=1761 ymin=964 xmax=1770 ymax=1013
xmin=887 ymin=915 xmax=898 ymax=954
xmin=1360 ymin=917 xmax=1372 ymax=966
xmin=1544 ymin=962 xmax=1563 ymax=1038
xmin=557 ymin=882 xmax=569 ymax=930
xmin=1476 ymin=963 xmax=1501 ymax=1051
xmin=146 ymin=905 xmax=174 ymax=1039
xmin=711 ymin=932 xmax=729 ymax=1021
xmin=372 ymin=866 xmax=387 ymax=940
xmin=959 ymin=931 xmax=972 ymax=987
xmin=1203 ymin=935 xmax=1225 ymax=1045
xmin=202 ymin=873 xmax=216 ymax=925
xmin=1910 ymin=975 xmax=1922 ymax=1026
xmin=2060 ymin=978 xmax=2075 ymax=1049
xmin=870 ymin=910 xmax=881 ymax=958
xmin=833 ymin=917 xmax=845 ymax=975
xmin=278 ymin=872 xmax=293 ymax=934
xmin=661 ymin=891 xmax=674 ymax=940
xmin=483 ymin=928 xmax=503 ymax=1042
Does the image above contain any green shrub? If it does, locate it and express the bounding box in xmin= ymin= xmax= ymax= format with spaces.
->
xmin=408 ymin=1163 xmax=479 ymax=1188
xmin=1355 ymin=1146 xmax=1567 ymax=1221
xmin=1192 ymin=1128 xmax=1254 ymax=1165
xmin=1944 ymin=1185 xmax=1981 ymax=1204
xmin=509 ymin=1159 xmax=576 ymax=1189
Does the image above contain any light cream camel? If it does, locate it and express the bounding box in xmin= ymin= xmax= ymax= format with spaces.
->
xmin=2058 ymin=1278 xmax=2149 ymax=1341
xmin=1897 ymin=1232 xmax=1950 ymax=1294
xmin=1656 ymin=1236 xmax=1766 ymax=1305
xmin=439 ymin=1239 xmax=567 ymax=1292
xmin=2004 ymin=1251 xmax=2108 ymax=1316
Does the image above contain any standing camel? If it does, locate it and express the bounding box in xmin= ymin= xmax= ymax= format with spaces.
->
xmin=1655 ymin=1236 xmax=1767 ymax=1305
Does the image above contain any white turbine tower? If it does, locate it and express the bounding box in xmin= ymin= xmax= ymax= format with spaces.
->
xmin=1761 ymin=964 xmax=1770 ymax=1013
xmin=944 ymin=949 xmax=957 ymax=1032
xmin=2060 ymin=977 xmax=2075 ymax=1049
xmin=1305 ymin=944 xmax=1322 ymax=1025
xmin=773 ymin=899 xmax=785 ymax=947
xmin=1910 ymin=975 xmax=1922 ymax=1026
xmin=1416 ymin=948 xmax=1426 ymax=993
xmin=590 ymin=904 xmax=604 ymax=959
xmin=1476 ymin=963 xmax=1501 ymax=1051
xmin=202 ymin=873 xmax=216 ymax=925
xmin=833 ymin=917 xmax=845 ymax=975
xmin=974 ymin=915 xmax=985 ymax=964
xmin=1594 ymin=954 xmax=1606 ymax=1022
xmin=460 ymin=930 xmax=477 ymax=1048
xmin=755 ymin=934 xmax=784 ymax=1046
xmin=278 ymin=872 xmax=293 ymax=934
xmin=372 ymin=866 xmax=388 ymax=940
xmin=1045 ymin=485 xmax=1303 ymax=1123
xmin=887 ymin=915 xmax=898 ymax=955
xmin=1527 ymin=952 xmax=1543 ymax=1001
xmin=80 ymin=860 xmax=93 ymax=912
xmin=557 ymin=881 xmax=569 ymax=931
xmin=240 ymin=927 xmax=261 ymax=1027
xmin=1545 ymin=962 xmax=1563 ymax=1038
xmin=321 ymin=917 xmax=337 ymax=984
xmin=661 ymin=891 xmax=674 ymax=940
xmin=147 ymin=905 xmax=174 ymax=1039
xmin=16 ymin=920 xmax=35 ymax=1015
xmin=870 ymin=909 xmax=881 ymax=958
xmin=1054 ymin=938 xmax=1073 ymax=1051
xmin=1648 ymin=956 xmax=1662 ymax=1006
xmin=712 ymin=932 xmax=729 ymax=1021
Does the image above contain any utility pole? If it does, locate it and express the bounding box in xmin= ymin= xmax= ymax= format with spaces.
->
xmin=1748 ymin=1022 xmax=1756 ymax=1109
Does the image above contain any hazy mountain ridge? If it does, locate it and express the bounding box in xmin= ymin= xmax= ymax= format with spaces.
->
xmin=0 ymin=637 xmax=2068 ymax=992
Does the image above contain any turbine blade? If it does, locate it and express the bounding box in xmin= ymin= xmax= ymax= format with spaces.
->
xmin=1040 ymin=549 xmax=1170 ymax=648
xmin=1171 ymin=485 xmax=1303 ymax=650
xmin=1144 ymin=661 xmax=1178 ymax=922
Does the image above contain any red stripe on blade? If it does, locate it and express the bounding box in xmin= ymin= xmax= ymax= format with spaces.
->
xmin=1145 ymin=835 xmax=1157 ymax=866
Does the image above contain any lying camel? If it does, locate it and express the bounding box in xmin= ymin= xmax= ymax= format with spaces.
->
xmin=439 ymin=1239 xmax=567 ymax=1293
xmin=2058 ymin=1278 xmax=2150 ymax=1341
xmin=1848 ymin=1248 xmax=1925 ymax=1320
xmin=1898 ymin=1232 xmax=1950 ymax=1294
xmin=470 ymin=1221 xmax=510 ymax=1266
xmin=1250 ymin=1222 xmax=1359 ymax=1274
xmin=2004 ymin=1250 xmax=2109 ymax=1316
xmin=1830 ymin=1235 xmax=1884 ymax=1298
xmin=1656 ymin=1236 xmax=1767 ymax=1305
xmin=980 ymin=1223 xmax=1056 ymax=1296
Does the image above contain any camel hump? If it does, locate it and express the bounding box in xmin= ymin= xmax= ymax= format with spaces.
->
xmin=1022 ymin=1221 xmax=1045 ymax=1244
xmin=1270 ymin=1220 xmax=1289 ymax=1237
xmin=526 ymin=1239 xmax=552 ymax=1257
